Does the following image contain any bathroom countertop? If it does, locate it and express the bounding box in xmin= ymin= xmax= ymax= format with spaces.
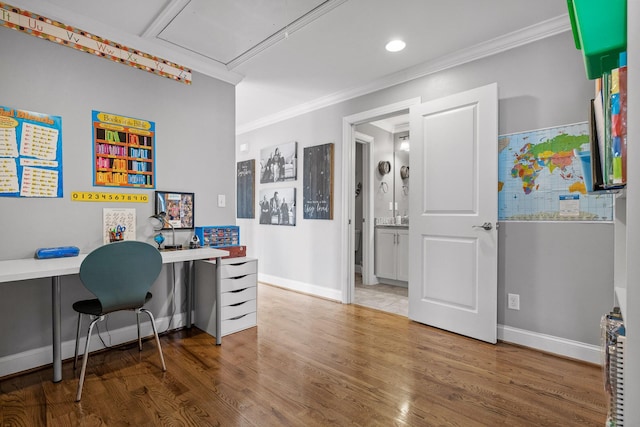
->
xmin=375 ymin=224 xmax=409 ymax=228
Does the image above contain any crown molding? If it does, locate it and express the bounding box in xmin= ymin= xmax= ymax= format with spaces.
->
xmin=369 ymin=120 xmax=395 ymax=134
xmin=354 ymin=131 xmax=374 ymax=143
xmin=369 ymin=119 xmax=409 ymax=134
xmin=394 ymin=123 xmax=410 ymax=133
xmin=237 ymin=14 xmax=571 ymax=135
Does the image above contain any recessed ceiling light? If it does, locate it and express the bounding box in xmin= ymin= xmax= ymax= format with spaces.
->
xmin=385 ymin=39 xmax=406 ymax=52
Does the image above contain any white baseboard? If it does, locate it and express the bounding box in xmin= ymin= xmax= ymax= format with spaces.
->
xmin=258 ymin=273 xmax=342 ymax=301
xmin=0 ymin=312 xmax=189 ymax=378
xmin=498 ymin=324 xmax=601 ymax=364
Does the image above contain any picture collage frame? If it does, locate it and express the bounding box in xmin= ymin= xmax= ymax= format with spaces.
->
xmin=237 ymin=141 xmax=334 ymax=225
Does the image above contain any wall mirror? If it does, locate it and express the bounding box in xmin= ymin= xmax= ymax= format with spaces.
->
xmin=393 ymin=131 xmax=410 ymax=220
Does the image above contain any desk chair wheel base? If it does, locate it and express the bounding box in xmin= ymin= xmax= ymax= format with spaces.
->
xmin=71 ymin=241 xmax=167 ymax=402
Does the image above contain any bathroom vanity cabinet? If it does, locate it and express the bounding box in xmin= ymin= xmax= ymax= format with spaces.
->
xmin=375 ymin=225 xmax=408 ymax=283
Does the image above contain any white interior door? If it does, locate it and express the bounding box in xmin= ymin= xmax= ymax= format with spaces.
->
xmin=408 ymin=83 xmax=498 ymax=343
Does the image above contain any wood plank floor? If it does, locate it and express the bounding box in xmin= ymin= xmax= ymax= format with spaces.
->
xmin=1 ymin=283 xmax=606 ymax=426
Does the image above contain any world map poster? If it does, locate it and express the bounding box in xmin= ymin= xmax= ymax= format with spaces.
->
xmin=498 ymin=122 xmax=613 ymax=221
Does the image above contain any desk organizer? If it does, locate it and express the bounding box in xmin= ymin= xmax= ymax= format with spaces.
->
xmin=195 ymin=226 xmax=240 ymax=248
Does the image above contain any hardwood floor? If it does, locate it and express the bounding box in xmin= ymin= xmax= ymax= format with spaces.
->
xmin=1 ymin=283 xmax=606 ymax=426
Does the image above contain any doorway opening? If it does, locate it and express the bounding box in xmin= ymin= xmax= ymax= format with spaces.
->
xmin=340 ymin=97 xmax=421 ymax=310
xmin=354 ymin=120 xmax=410 ymax=316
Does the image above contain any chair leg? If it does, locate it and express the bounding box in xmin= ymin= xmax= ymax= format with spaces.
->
xmin=76 ymin=316 xmax=102 ymax=402
xmin=136 ymin=311 xmax=142 ymax=351
xmin=73 ymin=312 xmax=82 ymax=369
xmin=140 ymin=308 xmax=166 ymax=371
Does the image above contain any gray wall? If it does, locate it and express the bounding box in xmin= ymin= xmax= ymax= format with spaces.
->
xmin=0 ymin=27 xmax=236 ymax=358
xmin=238 ymin=31 xmax=613 ymax=346
xmin=498 ymin=222 xmax=613 ymax=343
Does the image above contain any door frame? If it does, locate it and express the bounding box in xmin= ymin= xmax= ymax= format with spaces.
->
xmin=341 ymin=97 xmax=421 ymax=303
xmin=354 ymin=131 xmax=375 ymax=286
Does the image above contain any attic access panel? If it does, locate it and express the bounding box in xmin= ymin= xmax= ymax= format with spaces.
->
xmin=157 ymin=0 xmax=328 ymax=65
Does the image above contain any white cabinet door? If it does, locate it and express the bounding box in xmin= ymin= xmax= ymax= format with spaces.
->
xmin=375 ymin=228 xmax=396 ymax=280
xmin=375 ymin=227 xmax=409 ymax=282
xmin=396 ymin=229 xmax=409 ymax=282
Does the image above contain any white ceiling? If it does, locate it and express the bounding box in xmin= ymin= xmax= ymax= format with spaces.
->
xmin=7 ymin=0 xmax=570 ymax=133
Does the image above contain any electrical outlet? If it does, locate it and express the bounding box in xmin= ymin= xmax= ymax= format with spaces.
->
xmin=508 ymin=293 xmax=520 ymax=310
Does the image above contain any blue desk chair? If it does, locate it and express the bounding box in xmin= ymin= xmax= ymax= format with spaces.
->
xmin=73 ymin=240 xmax=166 ymax=401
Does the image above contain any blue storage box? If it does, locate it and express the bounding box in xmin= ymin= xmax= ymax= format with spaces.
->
xmin=195 ymin=226 xmax=240 ymax=248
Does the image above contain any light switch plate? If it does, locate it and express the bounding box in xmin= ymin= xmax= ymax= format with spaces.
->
xmin=217 ymin=194 xmax=226 ymax=207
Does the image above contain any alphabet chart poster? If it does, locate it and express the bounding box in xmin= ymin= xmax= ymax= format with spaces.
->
xmin=0 ymin=104 xmax=63 ymax=198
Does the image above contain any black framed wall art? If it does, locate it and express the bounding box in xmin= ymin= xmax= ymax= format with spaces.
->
xmin=259 ymin=141 xmax=297 ymax=183
xmin=155 ymin=190 xmax=194 ymax=229
xmin=303 ymin=143 xmax=334 ymax=220
xmin=236 ymin=159 xmax=255 ymax=219
xmin=258 ymin=187 xmax=296 ymax=226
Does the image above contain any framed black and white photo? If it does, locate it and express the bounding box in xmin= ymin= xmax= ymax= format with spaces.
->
xmin=236 ymin=159 xmax=255 ymax=219
xmin=260 ymin=141 xmax=297 ymax=183
xmin=303 ymin=143 xmax=334 ymax=220
xmin=154 ymin=191 xmax=194 ymax=229
xmin=258 ymin=187 xmax=296 ymax=226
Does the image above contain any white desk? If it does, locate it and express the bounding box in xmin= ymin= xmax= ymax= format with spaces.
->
xmin=0 ymin=246 xmax=228 ymax=383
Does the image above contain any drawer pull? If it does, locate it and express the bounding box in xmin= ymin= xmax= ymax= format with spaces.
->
xmin=229 ymin=301 xmax=248 ymax=307
xmin=229 ymin=288 xmax=248 ymax=294
xmin=229 ymin=313 xmax=249 ymax=321
xmin=228 ymin=261 xmax=250 ymax=267
xmin=229 ymin=274 xmax=248 ymax=280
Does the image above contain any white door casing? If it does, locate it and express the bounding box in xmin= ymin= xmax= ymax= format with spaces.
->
xmin=408 ymin=83 xmax=498 ymax=343
xmin=355 ymin=132 xmax=375 ymax=286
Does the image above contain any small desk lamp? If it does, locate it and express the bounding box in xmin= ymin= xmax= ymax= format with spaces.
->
xmin=148 ymin=212 xmax=181 ymax=251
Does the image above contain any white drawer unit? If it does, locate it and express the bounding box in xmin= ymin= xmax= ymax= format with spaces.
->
xmin=195 ymin=257 xmax=258 ymax=344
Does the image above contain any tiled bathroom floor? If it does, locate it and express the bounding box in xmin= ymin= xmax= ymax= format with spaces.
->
xmin=354 ymin=274 xmax=408 ymax=317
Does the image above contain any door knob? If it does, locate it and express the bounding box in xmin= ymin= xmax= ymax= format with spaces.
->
xmin=472 ymin=222 xmax=492 ymax=231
